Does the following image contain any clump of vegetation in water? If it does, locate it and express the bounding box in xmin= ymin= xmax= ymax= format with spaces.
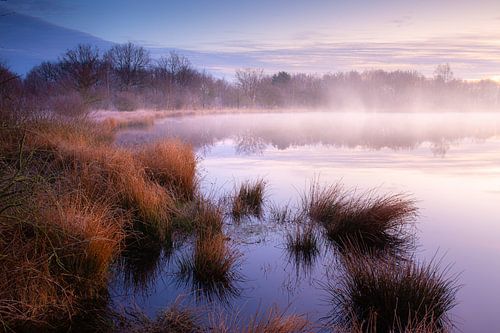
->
xmin=285 ymin=222 xmax=320 ymax=270
xmin=326 ymin=253 xmax=459 ymax=332
xmin=177 ymin=232 xmax=242 ymax=302
xmin=127 ymin=299 xmax=204 ymax=333
xmin=231 ymin=178 xmax=266 ymax=219
xmin=303 ymin=180 xmax=417 ymax=251
xmin=210 ymin=304 xmax=313 ymax=333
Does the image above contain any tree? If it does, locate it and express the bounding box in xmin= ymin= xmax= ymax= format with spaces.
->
xmin=434 ymin=63 xmax=454 ymax=83
xmin=235 ymin=68 xmax=264 ymax=106
xmin=156 ymin=51 xmax=196 ymax=87
xmin=272 ymin=71 xmax=291 ymax=85
xmin=106 ymin=42 xmax=150 ymax=90
xmin=60 ymin=44 xmax=103 ymax=96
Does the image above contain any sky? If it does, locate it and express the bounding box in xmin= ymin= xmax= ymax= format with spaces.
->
xmin=3 ymin=0 xmax=500 ymax=79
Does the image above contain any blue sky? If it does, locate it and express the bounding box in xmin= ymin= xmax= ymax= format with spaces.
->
xmin=3 ymin=0 xmax=500 ymax=79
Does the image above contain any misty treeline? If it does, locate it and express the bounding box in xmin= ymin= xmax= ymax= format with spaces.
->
xmin=1 ymin=42 xmax=500 ymax=117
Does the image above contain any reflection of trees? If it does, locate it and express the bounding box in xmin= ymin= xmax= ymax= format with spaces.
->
xmin=430 ymin=139 xmax=451 ymax=157
xmin=235 ymin=131 xmax=267 ymax=155
xmin=117 ymin=113 xmax=500 ymax=156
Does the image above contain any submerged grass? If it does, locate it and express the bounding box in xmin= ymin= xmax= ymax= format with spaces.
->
xmin=326 ymin=253 xmax=459 ymax=332
xmin=303 ymin=181 xmax=417 ymax=251
xmin=232 ymin=179 xmax=266 ymax=220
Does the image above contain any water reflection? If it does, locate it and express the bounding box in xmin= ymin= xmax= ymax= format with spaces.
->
xmin=116 ymin=112 xmax=500 ymax=157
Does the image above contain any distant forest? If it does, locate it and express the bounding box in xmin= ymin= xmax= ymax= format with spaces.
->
xmin=1 ymin=42 xmax=500 ymax=116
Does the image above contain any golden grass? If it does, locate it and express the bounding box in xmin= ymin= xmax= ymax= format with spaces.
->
xmin=0 ymin=116 xmax=198 ymax=329
xmin=232 ymin=179 xmax=266 ymax=219
xmin=136 ymin=140 xmax=197 ymax=200
xmin=212 ymin=305 xmax=313 ymax=333
xmin=101 ymin=115 xmax=155 ymax=130
xmin=178 ymin=232 xmax=241 ymax=301
xmin=303 ymin=181 xmax=417 ymax=251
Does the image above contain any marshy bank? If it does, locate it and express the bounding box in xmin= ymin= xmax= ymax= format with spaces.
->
xmin=0 ymin=111 xmax=465 ymax=332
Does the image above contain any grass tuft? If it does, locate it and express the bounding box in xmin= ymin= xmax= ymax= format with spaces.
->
xmin=136 ymin=140 xmax=197 ymax=201
xmin=178 ymin=232 xmax=241 ymax=302
xmin=303 ymin=181 xmax=417 ymax=251
xmin=232 ymin=179 xmax=266 ymax=219
xmin=326 ymin=253 xmax=459 ymax=332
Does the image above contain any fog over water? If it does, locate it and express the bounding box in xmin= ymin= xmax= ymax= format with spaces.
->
xmin=114 ymin=111 xmax=500 ymax=332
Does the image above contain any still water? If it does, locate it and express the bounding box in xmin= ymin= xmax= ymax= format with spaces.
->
xmin=113 ymin=112 xmax=500 ymax=332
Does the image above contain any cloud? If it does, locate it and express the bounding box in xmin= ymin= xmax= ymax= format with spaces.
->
xmin=390 ymin=15 xmax=413 ymax=28
xmin=185 ymin=34 xmax=500 ymax=79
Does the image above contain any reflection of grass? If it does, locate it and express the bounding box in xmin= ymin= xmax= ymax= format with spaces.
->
xmin=304 ymin=181 xmax=417 ymax=251
xmin=327 ymin=253 xmax=458 ymax=332
xmin=232 ymin=179 xmax=266 ymax=219
xmin=286 ymin=223 xmax=319 ymax=272
xmin=177 ymin=232 xmax=241 ymax=302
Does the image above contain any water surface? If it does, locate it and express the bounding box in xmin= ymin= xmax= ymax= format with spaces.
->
xmin=114 ymin=112 xmax=500 ymax=331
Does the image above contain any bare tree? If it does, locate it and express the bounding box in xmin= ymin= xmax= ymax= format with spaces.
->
xmin=157 ymin=51 xmax=196 ymax=87
xmin=434 ymin=63 xmax=454 ymax=83
xmin=60 ymin=44 xmax=103 ymax=96
xmin=106 ymin=42 xmax=150 ymax=90
xmin=235 ymin=68 xmax=264 ymax=106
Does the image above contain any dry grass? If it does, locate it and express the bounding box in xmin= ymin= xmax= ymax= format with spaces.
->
xmin=173 ymin=198 xmax=224 ymax=236
xmin=232 ymin=179 xmax=266 ymax=219
xmin=326 ymin=253 xmax=459 ymax=333
xmin=0 ymin=117 xmax=198 ymax=329
xmin=127 ymin=299 xmax=204 ymax=333
xmin=178 ymin=232 xmax=241 ymax=302
xmin=212 ymin=305 xmax=313 ymax=333
xmin=102 ymin=115 xmax=155 ymax=130
xmin=303 ymin=181 xmax=417 ymax=251
xmin=136 ymin=140 xmax=197 ymax=200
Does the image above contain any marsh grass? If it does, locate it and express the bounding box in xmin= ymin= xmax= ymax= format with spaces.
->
xmin=102 ymin=115 xmax=155 ymax=130
xmin=326 ymin=253 xmax=459 ymax=332
xmin=173 ymin=197 xmax=224 ymax=237
xmin=177 ymin=232 xmax=241 ymax=302
xmin=232 ymin=179 xmax=266 ymax=220
xmin=285 ymin=222 xmax=320 ymax=271
xmin=303 ymin=181 xmax=417 ymax=251
xmin=0 ymin=117 xmax=198 ymax=329
xmin=212 ymin=305 xmax=313 ymax=333
xmin=127 ymin=298 xmax=204 ymax=333
xmin=136 ymin=140 xmax=197 ymax=200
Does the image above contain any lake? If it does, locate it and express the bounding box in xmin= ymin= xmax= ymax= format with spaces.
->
xmin=113 ymin=111 xmax=500 ymax=332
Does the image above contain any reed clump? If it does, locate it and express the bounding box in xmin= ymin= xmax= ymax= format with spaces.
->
xmin=212 ymin=305 xmax=313 ymax=333
xmin=128 ymin=299 xmax=204 ymax=333
xmin=172 ymin=197 xmax=224 ymax=237
xmin=0 ymin=117 xmax=198 ymax=329
xmin=178 ymin=232 xmax=241 ymax=301
xmin=328 ymin=254 xmax=458 ymax=332
xmin=304 ymin=181 xmax=417 ymax=250
xmin=232 ymin=179 xmax=266 ymax=219
xmin=136 ymin=140 xmax=197 ymax=200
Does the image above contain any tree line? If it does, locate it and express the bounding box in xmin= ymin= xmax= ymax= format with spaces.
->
xmin=1 ymin=43 xmax=500 ymax=117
